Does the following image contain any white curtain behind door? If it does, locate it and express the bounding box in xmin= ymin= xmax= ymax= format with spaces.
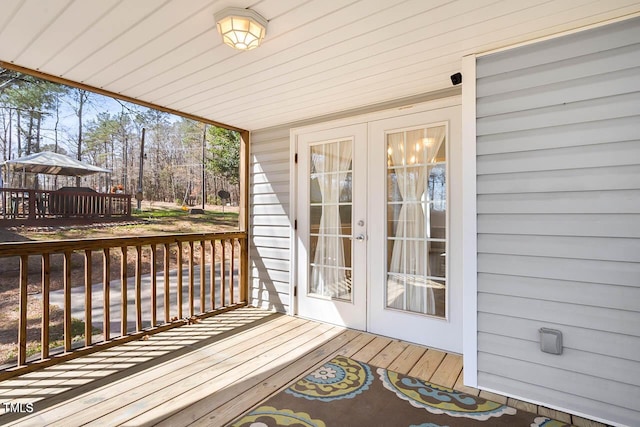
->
xmin=388 ymin=127 xmax=445 ymax=314
xmin=311 ymin=141 xmax=352 ymax=298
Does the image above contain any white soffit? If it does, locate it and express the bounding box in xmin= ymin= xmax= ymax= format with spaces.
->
xmin=1 ymin=0 xmax=639 ymax=131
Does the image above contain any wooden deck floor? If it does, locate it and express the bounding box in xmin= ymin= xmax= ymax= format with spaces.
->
xmin=0 ymin=307 xmax=588 ymax=426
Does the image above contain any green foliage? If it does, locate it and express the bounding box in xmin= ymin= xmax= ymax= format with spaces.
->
xmin=206 ymin=126 xmax=240 ymax=184
xmin=1 ymin=68 xmax=241 ymax=206
xmin=1 ymin=69 xmax=66 ymax=154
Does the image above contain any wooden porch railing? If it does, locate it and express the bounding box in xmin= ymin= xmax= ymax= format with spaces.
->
xmin=0 ymin=187 xmax=131 ymax=222
xmin=0 ymin=231 xmax=248 ymax=381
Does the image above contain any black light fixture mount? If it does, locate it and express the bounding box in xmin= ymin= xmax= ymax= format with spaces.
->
xmin=450 ymin=72 xmax=462 ymax=85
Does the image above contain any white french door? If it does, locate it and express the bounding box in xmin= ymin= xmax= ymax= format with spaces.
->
xmin=296 ymin=103 xmax=462 ymax=352
xmin=368 ymin=107 xmax=462 ymax=353
xmin=296 ymin=124 xmax=367 ymax=330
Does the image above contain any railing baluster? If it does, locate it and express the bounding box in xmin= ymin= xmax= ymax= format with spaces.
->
xmin=18 ymin=255 xmax=28 ymax=366
xmin=120 ymin=246 xmax=128 ymax=336
xmin=240 ymin=237 xmax=248 ymax=303
xmin=103 ymin=248 xmax=110 ymax=342
xmin=84 ymin=250 xmax=92 ymax=347
xmin=188 ymin=241 xmax=194 ymax=317
xmin=230 ymin=239 xmax=235 ymax=304
xmin=176 ymin=242 xmax=183 ymax=319
xmin=214 ymin=239 xmax=216 ymax=310
xmin=164 ymin=243 xmax=170 ymax=323
xmin=0 ymin=231 xmax=246 ymax=378
xmin=28 ymin=190 xmax=35 ymax=220
xmin=221 ymin=239 xmax=226 ymax=307
xmin=151 ymin=244 xmax=157 ymax=327
xmin=63 ymin=251 xmax=72 ymax=352
xmin=200 ymin=240 xmax=205 ymax=314
xmin=42 ymin=254 xmax=50 ymax=359
xmin=135 ymin=246 xmax=143 ymax=332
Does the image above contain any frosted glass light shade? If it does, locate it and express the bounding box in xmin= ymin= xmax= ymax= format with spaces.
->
xmin=215 ymin=7 xmax=267 ymax=51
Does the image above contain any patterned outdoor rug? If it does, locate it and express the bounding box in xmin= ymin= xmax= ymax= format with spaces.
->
xmin=231 ymin=355 xmax=572 ymax=427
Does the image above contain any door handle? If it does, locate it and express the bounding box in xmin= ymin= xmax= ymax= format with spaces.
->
xmin=350 ymin=234 xmax=366 ymax=241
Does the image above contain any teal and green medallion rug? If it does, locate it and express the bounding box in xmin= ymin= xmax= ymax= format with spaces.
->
xmin=231 ymin=356 xmax=572 ymax=427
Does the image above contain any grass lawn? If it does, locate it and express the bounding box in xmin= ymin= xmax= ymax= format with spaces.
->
xmin=14 ymin=202 xmax=239 ymax=241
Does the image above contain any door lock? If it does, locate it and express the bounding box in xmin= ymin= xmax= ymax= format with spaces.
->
xmin=350 ymin=234 xmax=366 ymax=241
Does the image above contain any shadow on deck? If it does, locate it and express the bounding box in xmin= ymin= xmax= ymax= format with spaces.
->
xmin=0 ymin=307 xmax=586 ymax=426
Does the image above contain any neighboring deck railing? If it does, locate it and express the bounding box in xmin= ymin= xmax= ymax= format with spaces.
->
xmin=0 ymin=231 xmax=248 ymax=380
xmin=0 ymin=188 xmax=131 ymax=222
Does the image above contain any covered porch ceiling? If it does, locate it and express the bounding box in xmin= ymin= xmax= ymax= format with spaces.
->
xmin=1 ymin=0 xmax=639 ymax=131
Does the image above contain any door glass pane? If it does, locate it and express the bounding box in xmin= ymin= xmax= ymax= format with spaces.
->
xmin=385 ymin=125 xmax=447 ymax=317
xmin=309 ymin=139 xmax=354 ymax=301
xmin=340 ymin=172 xmax=352 ymax=202
xmin=310 ymin=206 xmax=322 ymax=234
xmin=387 ymin=273 xmax=404 ymax=309
xmin=428 ymin=241 xmax=446 ymax=278
xmin=387 ymin=204 xmax=402 ymax=238
xmin=339 ymin=205 xmax=352 ymax=236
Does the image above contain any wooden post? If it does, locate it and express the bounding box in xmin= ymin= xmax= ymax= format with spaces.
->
xmin=84 ymin=250 xmax=92 ymax=347
xmin=18 ymin=255 xmax=28 ymax=366
xmin=210 ymin=240 xmax=216 ymax=310
xmin=221 ymin=239 xmax=226 ymax=307
xmin=240 ymin=237 xmax=248 ymax=303
xmin=63 ymin=251 xmax=72 ymax=352
xmin=176 ymin=242 xmax=183 ymax=319
xmin=151 ymin=244 xmax=157 ymax=327
xmin=188 ymin=241 xmax=194 ymax=317
xmin=28 ymin=189 xmax=36 ymax=220
xmin=42 ymin=254 xmax=50 ymax=359
xmin=239 ymin=130 xmax=250 ymax=306
xmin=103 ymin=248 xmax=110 ymax=341
xmin=164 ymin=243 xmax=170 ymax=322
xmin=120 ymin=246 xmax=128 ymax=336
xmin=200 ymin=240 xmax=205 ymax=314
xmin=135 ymin=246 xmax=143 ymax=332
xmin=230 ymin=239 xmax=235 ymax=304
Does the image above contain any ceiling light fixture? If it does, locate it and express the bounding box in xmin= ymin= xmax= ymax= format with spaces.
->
xmin=214 ymin=7 xmax=267 ymax=51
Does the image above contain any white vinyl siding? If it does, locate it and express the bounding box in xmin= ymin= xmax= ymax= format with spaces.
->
xmin=475 ymin=17 xmax=640 ymax=427
xmin=249 ymin=127 xmax=292 ymax=313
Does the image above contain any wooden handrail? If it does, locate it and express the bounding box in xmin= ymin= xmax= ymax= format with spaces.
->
xmin=0 ymin=231 xmax=247 ymax=256
xmin=0 ymin=231 xmax=248 ymax=380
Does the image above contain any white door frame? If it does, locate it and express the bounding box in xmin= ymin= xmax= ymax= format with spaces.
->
xmin=290 ymin=96 xmax=464 ymax=348
xmin=461 ymin=55 xmax=478 ymax=387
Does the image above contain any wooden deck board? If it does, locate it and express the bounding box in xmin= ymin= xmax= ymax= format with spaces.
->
xmin=429 ymin=353 xmax=463 ymax=389
xmin=350 ymin=336 xmax=394 ymax=363
xmin=29 ymin=315 xmax=302 ymax=426
xmin=367 ymin=340 xmax=408 ymax=369
xmin=407 ymin=348 xmax=447 ymax=381
xmin=386 ymin=344 xmax=427 ymax=374
xmin=86 ymin=322 xmax=338 ymax=426
xmin=160 ymin=330 xmax=367 ymax=426
xmin=1 ymin=308 xmax=279 ymax=426
xmin=0 ymin=308 xmax=566 ymax=427
xmin=189 ymin=330 xmax=376 ymax=427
